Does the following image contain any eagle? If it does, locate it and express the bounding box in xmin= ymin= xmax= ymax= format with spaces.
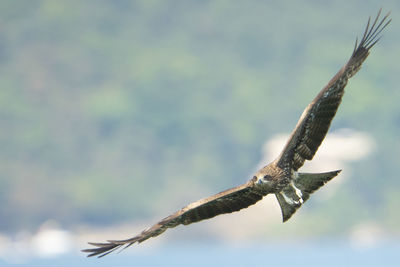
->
xmin=83 ymin=10 xmax=390 ymax=257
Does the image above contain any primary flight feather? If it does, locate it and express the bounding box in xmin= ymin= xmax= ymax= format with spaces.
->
xmin=83 ymin=10 xmax=390 ymax=257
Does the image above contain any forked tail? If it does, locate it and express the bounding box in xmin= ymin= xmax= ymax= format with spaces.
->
xmin=275 ymin=170 xmax=341 ymax=222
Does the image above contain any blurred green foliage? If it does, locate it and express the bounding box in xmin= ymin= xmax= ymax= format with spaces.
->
xmin=0 ymin=0 xmax=399 ymax=235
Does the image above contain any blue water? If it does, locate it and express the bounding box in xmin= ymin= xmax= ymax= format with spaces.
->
xmin=2 ymin=241 xmax=399 ymax=267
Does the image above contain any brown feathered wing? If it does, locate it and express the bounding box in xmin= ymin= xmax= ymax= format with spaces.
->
xmin=82 ymin=179 xmax=265 ymax=257
xmin=276 ymin=10 xmax=390 ymax=171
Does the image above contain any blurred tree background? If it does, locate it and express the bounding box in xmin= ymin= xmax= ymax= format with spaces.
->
xmin=0 ymin=0 xmax=399 ymax=238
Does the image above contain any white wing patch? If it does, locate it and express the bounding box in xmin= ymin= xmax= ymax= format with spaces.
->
xmin=291 ymin=181 xmax=304 ymax=203
xmin=280 ymin=181 xmax=304 ymax=205
xmin=281 ymin=192 xmax=296 ymax=205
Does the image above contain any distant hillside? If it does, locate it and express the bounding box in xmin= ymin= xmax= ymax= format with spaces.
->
xmin=0 ymin=0 xmax=399 ymax=236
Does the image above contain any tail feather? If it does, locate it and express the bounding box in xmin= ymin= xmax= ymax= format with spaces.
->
xmin=276 ymin=170 xmax=341 ymax=222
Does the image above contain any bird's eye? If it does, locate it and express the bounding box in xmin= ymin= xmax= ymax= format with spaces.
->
xmin=263 ymin=175 xmax=272 ymax=181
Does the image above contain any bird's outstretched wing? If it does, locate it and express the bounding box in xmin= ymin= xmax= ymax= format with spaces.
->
xmin=82 ymin=178 xmax=265 ymax=257
xmin=276 ymin=9 xmax=391 ymax=171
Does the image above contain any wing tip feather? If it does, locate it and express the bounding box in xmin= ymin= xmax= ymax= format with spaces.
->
xmin=352 ymin=9 xmax=391 ymax=58
xmin=82 ymin=239 xmax=138 ymax=258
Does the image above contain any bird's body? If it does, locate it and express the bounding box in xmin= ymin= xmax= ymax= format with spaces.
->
xmin=83 ymin=10 xmax=391 ymax=257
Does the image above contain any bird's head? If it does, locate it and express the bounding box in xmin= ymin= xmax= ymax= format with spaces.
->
xmin=252 ymin=172 xmax=276 ymax=192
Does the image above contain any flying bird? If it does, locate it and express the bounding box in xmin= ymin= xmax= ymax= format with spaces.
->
xmin=83 ymin=10 xmax=391 ymax=257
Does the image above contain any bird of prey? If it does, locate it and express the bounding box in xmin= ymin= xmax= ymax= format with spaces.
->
xmin=83 ymin=10 xmax=390 ymax=257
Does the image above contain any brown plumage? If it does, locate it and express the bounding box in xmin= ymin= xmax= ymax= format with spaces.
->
xmin=83 ymin=10 xmax=390 ymax=257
